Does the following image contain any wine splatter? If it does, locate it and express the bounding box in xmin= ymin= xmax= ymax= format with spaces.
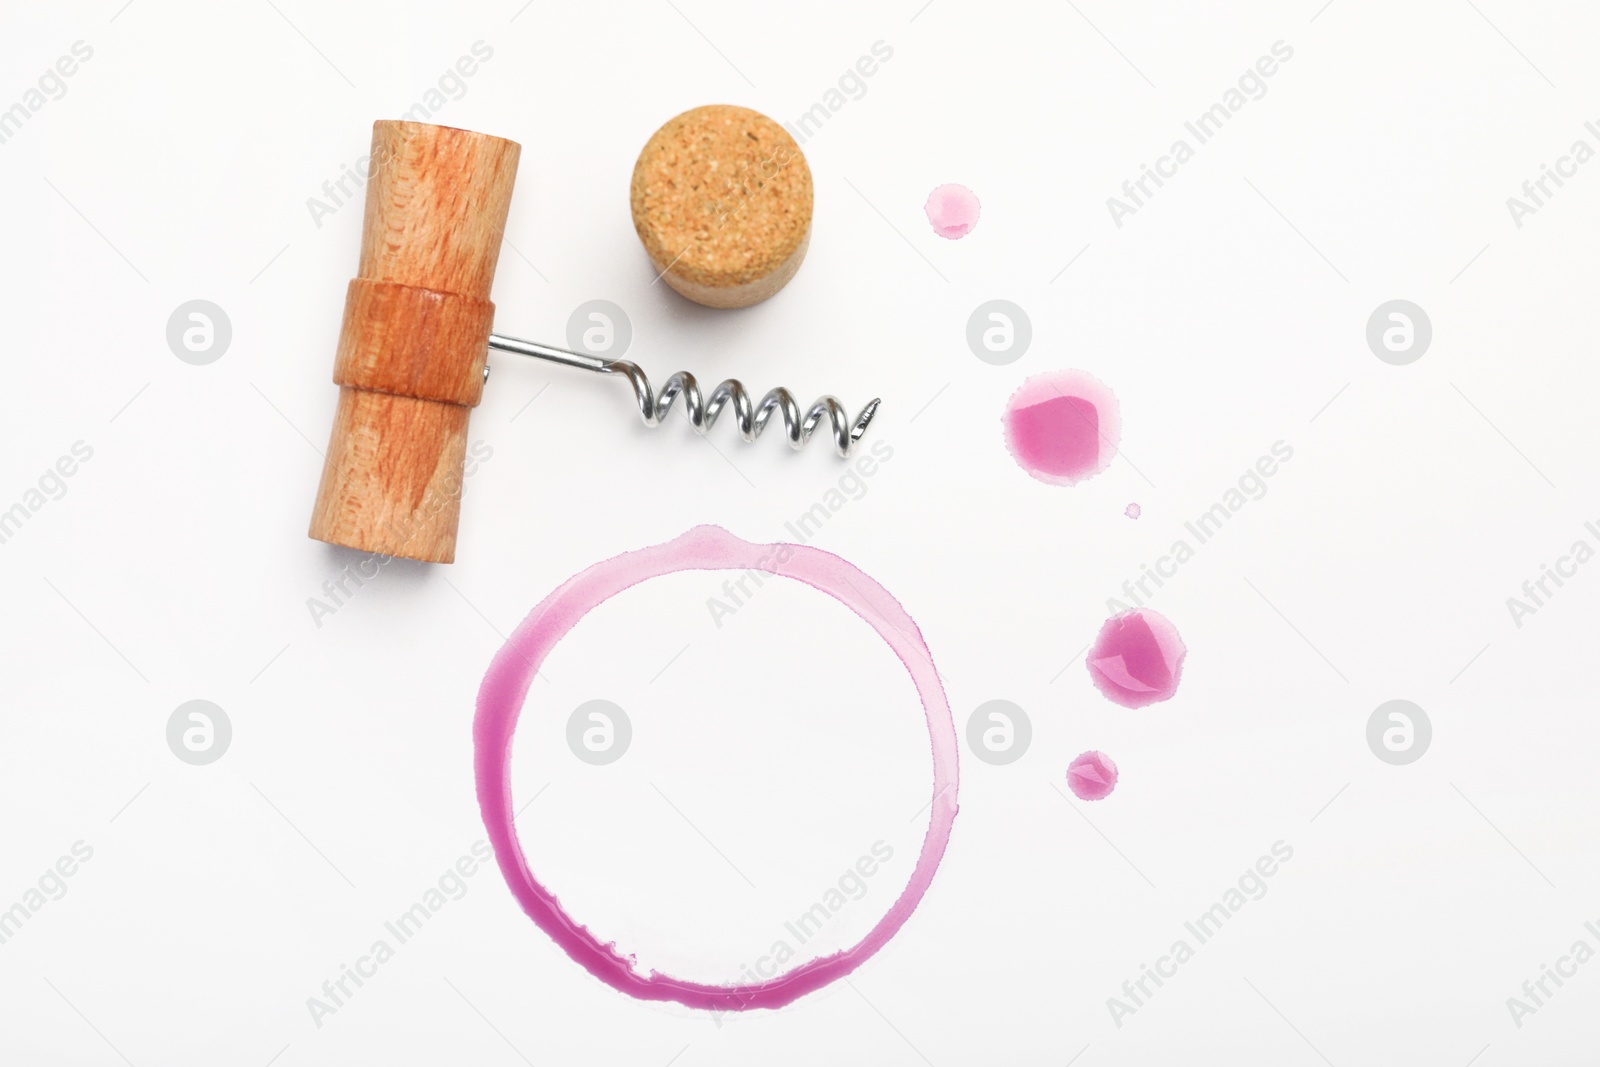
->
xmin=1067 ymin=751 xmax=1118 ymax=800
xmin=1003 ymin=370 xmax=1121 ymax=486
xmin=924 ymin=183 xmax=980 ymax=239
xmin=474 ymin=526 xmax=958 ymax=1012
xmin=1087 ymin=608 xmax=1185 ymax=708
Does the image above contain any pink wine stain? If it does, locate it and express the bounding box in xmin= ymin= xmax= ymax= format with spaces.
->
xmin=1087 ymin=608 xmax=1185 ymax=709
xmin=1003 ymin=370 xmax=1121 ymax=486
xmin=924 ymin=183 xmax=980 ymax=239
xmin=474 ymin=526 xmax=959 ymax=1012
xmin=1067 ymin=751 xmax=1118 ymax=801
xmin=1125 ymin=502 xmax=1141 ymax=519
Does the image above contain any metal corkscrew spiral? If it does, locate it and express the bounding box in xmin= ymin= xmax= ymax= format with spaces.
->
xmin=486 ymin=334 xmax=880 ymax=458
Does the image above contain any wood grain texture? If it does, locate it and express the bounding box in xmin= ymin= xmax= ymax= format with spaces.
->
xmin=309 ymin=120 xmax=520 ymax=564
xmin=332 ymin=279 xmax=493 ymax=407
xmin=309 ymin=389 xmax=472 ymax=564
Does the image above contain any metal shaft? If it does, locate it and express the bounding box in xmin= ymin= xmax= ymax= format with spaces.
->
xmin=486 ymin=332 xmax=879 ymax=458
xmin=488 ymin=333 xmax=607 ymax=373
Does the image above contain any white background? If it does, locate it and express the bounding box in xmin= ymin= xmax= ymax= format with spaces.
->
xmin=3 ymin=0 xmax=1598 ymax=1063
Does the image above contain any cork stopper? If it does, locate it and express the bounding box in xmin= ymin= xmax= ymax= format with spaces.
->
xmin=630 ymin=104 xmax=813 ymax=309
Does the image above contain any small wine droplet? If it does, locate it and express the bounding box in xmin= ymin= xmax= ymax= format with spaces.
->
xmin=924 ymin=183 xmax=980 ymax=239
xmin=1067 ymin=750 xmax=1119 ymax=800
xmin=1003 ymin=370 xmax=1121 ymax=486
xmin=1087 ymin=608 xmax=1186 ymax=708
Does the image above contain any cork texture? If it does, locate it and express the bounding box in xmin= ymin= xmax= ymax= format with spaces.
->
xmin=630 ymin=104 xmax=812 ymax=308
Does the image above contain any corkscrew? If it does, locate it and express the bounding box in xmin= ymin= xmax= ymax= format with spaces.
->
xmin=484 ymin=334 xmax=880 ymax=458
xmin=308 ymin=119 xmax=879 ymax=565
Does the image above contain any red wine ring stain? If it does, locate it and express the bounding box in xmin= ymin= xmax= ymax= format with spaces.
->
xmin=474 ymin=525 xmax=960 ymax=1011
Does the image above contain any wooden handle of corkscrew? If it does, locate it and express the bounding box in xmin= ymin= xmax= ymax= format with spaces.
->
xmin=308 ymin=120 xmax=520 ymax=564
